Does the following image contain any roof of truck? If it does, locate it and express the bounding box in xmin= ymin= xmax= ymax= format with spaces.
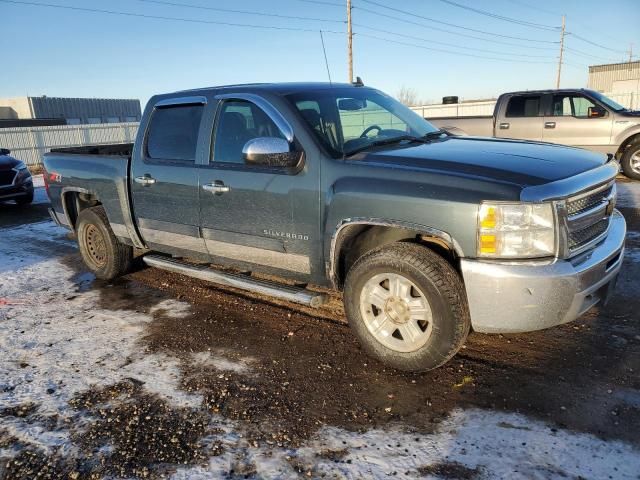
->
xmin=174 ymin=82 xmax=366 ymax=96
xmin=499 ymin=88 xmax=597 ymax=96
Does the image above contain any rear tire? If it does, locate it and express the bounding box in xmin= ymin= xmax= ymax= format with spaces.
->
xmin=76 ymin=206 xmax=133 ymax=280
xmin=621 ymin=140 xmax=640 ymax=181
xmin=344 ymin=242 xmax=470 ymax=372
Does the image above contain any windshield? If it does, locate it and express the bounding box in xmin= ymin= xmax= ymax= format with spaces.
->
xmin=589 ymin=91 xmax=626 ymax=112
xmin=285 ymin=88 xmax=440 ymax=157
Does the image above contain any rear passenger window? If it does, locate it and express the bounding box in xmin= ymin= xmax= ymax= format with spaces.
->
xmin=505 ymin=96 xmax=541 ymax=117
xmin=146 ymin=105 xmax=204 ymax=161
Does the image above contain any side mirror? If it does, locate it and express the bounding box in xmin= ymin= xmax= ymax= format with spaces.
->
xmin=588 ymin=106 xmax=606 ymax=118
xmin=0 ymin=148 xmax=10 ymax=155
xmin=243 ymin=137 xmax=301 ymax=169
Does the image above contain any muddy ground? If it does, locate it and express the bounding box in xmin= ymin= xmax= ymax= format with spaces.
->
xmin=0 ymin=180 xmax=639 ymax=479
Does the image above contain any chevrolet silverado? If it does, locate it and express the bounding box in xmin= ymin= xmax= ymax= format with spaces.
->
xmin=43 ymin=82 xmax=626 ymax=371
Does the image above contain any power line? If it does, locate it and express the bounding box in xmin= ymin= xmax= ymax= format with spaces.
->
xmin=0 ymin=0 xmax=346 ymax=33
xmin=564 ymin=46 xmax=618 ymax=63
xmin=566 ymin=32 xmax=627 ymax=55
xmin=135 ymin=0 xmax=344 ymax=23
xmin=504 ymin=0 xmax=631 ymax=47
xmin=355 ymin=31 xmax=556 ymax=65
xmin=437 ymin=0 xmax=559 ymax=31
xmin=353 ymin=24 xmax=552 ymax=58
xmin=358 ymin=0 xmax=558 ymax=44
xmin=354 ymin=6 xmax=558 ymax=52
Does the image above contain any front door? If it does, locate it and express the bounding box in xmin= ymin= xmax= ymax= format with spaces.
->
xmin=130 ymin=98 xmax=208 ymax=256
xmin=542 ymin=93 xmax=614 ymax=152
xmin=199 ymin=95 xmax=320 ymax=281
xmin=495 ymin=93 xmax=544 ymax=142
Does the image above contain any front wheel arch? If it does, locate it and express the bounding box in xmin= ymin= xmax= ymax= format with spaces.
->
xmin=330 ymin=220 xmax=462 ymax=288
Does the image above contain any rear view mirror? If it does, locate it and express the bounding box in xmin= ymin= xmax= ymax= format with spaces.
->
xmin=0 ymin=148 xmax=10 ymax=155
xmin=243 ymin=137 xmax=301 ymax=169
xmin=338 ymin=98 xmax=367 ymax=111
xmin=588 ymin=106 xmax=606 ymax=118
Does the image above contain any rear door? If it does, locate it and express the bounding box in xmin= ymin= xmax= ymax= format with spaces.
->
xmin=130 ymin=97 xmax=208 ymax=256
xmin=199 ymin=93 xmax=319 ymax=282
xmin=541 ymin=93 xmax=613 ymax=151
xmin=495 ymin=94 xmax=544 ymax=141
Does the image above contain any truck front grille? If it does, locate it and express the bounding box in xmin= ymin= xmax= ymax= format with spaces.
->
xmin=568 ymin=218 xmax=609 ymax=250
xmin=564 ymin=181 xmax=616 ymax=255
xmin=566 ymin=184 xmax=614 ymax=216
xmin=0 ymin=170 xmax=16 ymax=187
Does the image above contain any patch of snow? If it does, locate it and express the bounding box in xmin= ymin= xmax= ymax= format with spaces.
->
xmin=0 ymin=221 xmax=203 ymax=455
xmin=190 ymin=351 xmax=254 ymax=374
xmin=171 ymin=408 xmax=640 ymax=479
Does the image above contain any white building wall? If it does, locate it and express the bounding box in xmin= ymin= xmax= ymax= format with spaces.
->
xmin=0 ymin=122 xmax=139 ymax=166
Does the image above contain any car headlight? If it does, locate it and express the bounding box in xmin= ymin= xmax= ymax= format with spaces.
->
xmin=477 ymin=202 xmax=556 ymax=259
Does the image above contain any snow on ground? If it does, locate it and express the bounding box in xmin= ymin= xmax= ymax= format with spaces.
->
xmin=0 ymin=222 xmax=230 ymax=457
xmin=2 ymin=214 xmax=640 ymax=478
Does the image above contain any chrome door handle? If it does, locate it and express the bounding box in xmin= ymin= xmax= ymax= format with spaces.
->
xmin=134 ymin=175 xmax=156 ymax=186
xmin=203 ymin=181 xmax=230 ymax=195
xmin=544 ymin=122 xmax=556 ymax=129
xmin=499 ymin=122 xmax=510 ymax=129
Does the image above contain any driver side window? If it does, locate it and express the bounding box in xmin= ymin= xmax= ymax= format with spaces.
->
xmin=213 ymin=100 xmax=286 ymax=165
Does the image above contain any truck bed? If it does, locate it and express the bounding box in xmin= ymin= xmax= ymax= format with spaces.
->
xmin=50 ymin=143 xmax=134 ymax=157
xmin=429 ymin=116 xmax=494 ymax=137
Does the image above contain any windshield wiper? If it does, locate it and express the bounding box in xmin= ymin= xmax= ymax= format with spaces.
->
xmin=344 ymin=135 xmax=430 ymax=157
xmin=422 ymin=129 xmax=447 ymax=139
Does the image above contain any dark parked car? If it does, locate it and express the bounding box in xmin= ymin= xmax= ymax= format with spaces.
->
xmin=0 ymin=149 xmax=34 ymax=205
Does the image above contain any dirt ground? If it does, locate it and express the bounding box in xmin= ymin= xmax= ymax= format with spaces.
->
xmin=0 ymin=179 xmax=639 ymax=479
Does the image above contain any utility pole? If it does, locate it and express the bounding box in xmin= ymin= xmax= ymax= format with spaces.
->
xmin=347 ymin=0 xmax=353 ymax=83
xmin=555 ymin=14 xmax=565 ymax=89
xmin=629 ymin=43 xmax=634 ymax=63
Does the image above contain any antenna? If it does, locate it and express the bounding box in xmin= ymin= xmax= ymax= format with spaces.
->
xmin=319 ymin=30 xmax=332 ymax=84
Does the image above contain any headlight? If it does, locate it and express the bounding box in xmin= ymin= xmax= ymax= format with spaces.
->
xmin=477 ymin=202 xmax=556 ymax=259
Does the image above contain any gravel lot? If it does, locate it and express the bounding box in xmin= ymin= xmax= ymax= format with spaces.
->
xmin=1 ymin=177 xmax=639 ymax=479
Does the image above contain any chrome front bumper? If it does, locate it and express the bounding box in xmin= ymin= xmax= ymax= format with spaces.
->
xmin=461 ymin=210 xmax=626 ymax=334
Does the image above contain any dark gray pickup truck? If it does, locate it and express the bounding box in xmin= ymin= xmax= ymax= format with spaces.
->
xmin=44 ymin=82 xmax=626 ymax=371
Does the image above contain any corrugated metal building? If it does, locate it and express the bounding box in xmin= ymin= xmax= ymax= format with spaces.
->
xmin=588 ymin=61 xmax=640 ymax=93
xmin=0 ymin=96 xmax=141 ymax=125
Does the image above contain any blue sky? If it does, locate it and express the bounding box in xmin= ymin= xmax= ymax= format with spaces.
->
xmin=2 ymin=0 xmax=639 ymax=108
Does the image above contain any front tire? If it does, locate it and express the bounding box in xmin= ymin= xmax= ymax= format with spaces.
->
xmin=621 ymin=140 xmax=640 ymax=181
xmin=76 ymin=206 xmax=133 ymax=280
xmin=344 ymin=243 xmax=470 ymax=372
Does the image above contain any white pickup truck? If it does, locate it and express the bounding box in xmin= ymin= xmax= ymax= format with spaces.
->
xmin=429 ymin=89 xmax=640 ymax=180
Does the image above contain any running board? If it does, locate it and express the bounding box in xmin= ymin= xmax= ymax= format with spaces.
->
xmin=142 ymin=254 xmax=328 ymax=307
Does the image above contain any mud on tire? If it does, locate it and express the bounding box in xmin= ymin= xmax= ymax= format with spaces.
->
xmin=344 ymin=242 xmax=470 ymax=372
xmin=76 ymin=206 xmax=133 ymax=280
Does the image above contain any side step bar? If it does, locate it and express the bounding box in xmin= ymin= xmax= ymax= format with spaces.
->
xmin=142 ymin=254 xmax=328 ymax=307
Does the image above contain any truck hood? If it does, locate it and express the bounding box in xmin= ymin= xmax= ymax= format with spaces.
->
xmin=353 ymin=136 xmax=607 ymax=187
